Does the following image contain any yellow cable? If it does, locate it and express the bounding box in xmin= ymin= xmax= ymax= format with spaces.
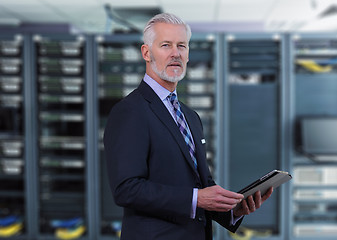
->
xmin=296 ymin=59 xmax=332 ymax=73
xmin=55 ymin=225 xmax=86 ymax=240
xmin=229 ymin=227 xmax=272 ymax=240
xmin=229 ymin=227 xmax=254 ymax=240
xmin=0 ymin=223 xmax=23 ymax=237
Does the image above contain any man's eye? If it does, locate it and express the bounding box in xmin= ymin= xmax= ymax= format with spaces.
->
xmin=178 ymin=45 xmax=186 ymax=48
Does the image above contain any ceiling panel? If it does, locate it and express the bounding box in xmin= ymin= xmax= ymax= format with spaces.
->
xmin=264 ymin=0 xmax=317 ymax=31
xmin=42 ymin=0 xmax=99 ymax=5
xmin=2 ymin=3 xmax=64 ymax=22
xmin=300 ymin=15 xmax=337 ymax=31
xmin=98 ymin=0 xmax=159 ymax=7
xmin=0 ymin=0 xmax=41 ymax=5
xmin=266 ymin=0 xmax=316 ymax=20
xmin=0 ymin=0 xmax=337 ymax=32
xmin=217 ymin=0 xmax=277 ymax=21
xmin=22 ymin=13 xmax=67 ymax=22
xmin=162 ymin=2 xmax=217 ymax=21
xmin=0 ymin=6 xmax=16 ymax=19
xmin=51 ymin=5 xmax=103 ymax=18
xmin=0 ymin=6 xmax=21 ymax=26
xmin=161 ymin=0 xmax=216 ymax=4
xmin=71 ymin=7 xmax=107 ymax=32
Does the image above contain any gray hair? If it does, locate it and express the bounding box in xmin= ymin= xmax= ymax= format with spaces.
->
xmin=143 ymin=13 xmax=192 ymax=46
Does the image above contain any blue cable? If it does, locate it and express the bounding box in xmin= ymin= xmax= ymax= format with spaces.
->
xmin=51 ymin=217 xmax=83 ymax=228
xmin=0 ymin=215 xmax=19 ymax=227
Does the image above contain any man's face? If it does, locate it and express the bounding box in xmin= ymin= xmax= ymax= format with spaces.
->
xmin=148 ymin=23 xmax=189 ymax=83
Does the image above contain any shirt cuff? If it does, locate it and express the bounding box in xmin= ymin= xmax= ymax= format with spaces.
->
xmin=230 ymin=210 xmax=243 ymax=226
xmin=190 ymin=188 xmax=198 ymax=219
xmin=191 ymin=188 xmax=243 ymax=225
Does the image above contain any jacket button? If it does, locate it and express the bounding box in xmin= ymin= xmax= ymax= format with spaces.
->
xmin=198 ymin=217 xmax=203 ymax=222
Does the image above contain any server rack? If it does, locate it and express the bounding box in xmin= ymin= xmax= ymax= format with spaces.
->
xmin=6 ymin=32 xmax=335 ymax=240
xmin=0 ymin=34 xmax=26 ymax=239
xmin=181 ymin=34 xmax=218 ymax=177
xmin=93 ymin=33 xmax=219 ymax=239
xmin=32 ymin=34 xmax=88 ymax=240
xmin=222 ymin=33 xmax=287 ymax=240
xmin=94 ymin=33 xmax=143 ymax=240
xmin=288 ymin=33 xmax=337 ymax=240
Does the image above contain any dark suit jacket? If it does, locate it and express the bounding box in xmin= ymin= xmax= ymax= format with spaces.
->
xmin=104 ymin=80 xmax=242 ymax=240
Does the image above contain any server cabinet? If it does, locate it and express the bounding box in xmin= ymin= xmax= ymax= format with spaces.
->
xmin=94 ymin=34 xmax=142 ymax=239
xmin=180 ymin=34 xmax=218 ymax=176
xmin=32 ymin=34 xmax=88 ymax=239
xmin=0 ymin=34 xmax=25 ymax=238
xmin=94 ymin=33 xmax=219 ymax=239
xmin=289 ymin=33 xmax=337 ymax=240
xmin=223 ymin=34 xmax=287 ymax=240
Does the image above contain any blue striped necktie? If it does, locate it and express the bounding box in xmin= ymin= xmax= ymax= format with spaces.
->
xmin=168 ymin=93 xmax=198 ymax=170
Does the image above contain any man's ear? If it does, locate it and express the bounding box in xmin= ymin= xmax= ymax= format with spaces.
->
xmin=141 ymin=44 xmax=150 ymax=62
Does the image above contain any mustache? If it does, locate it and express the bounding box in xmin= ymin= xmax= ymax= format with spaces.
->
xmin=167 ymin=58 xmax=183 ymax=67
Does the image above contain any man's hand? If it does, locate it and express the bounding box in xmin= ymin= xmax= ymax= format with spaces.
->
xmin=233 ymin=187 xmax=273 ymax=217
xmin=197 ymin=185 xmax=244 ymax=212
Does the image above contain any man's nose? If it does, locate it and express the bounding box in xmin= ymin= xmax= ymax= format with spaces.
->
xmin=171 ymin=46 xmax=180 ymax=57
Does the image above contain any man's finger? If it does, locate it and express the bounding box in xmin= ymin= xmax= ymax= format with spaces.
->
xmin=247 ymin=195 xmax=256 ymax=212
xmin=254 ymin=191 xmax=262 ymax=209
xmin=219 ymin=189 xmax=244 ymax=200
xmin=241 ymin=199 xmax=250 ymax=215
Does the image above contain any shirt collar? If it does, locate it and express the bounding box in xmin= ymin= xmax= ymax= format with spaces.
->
xmin=143 ymin=73 xmax=177 ymax=101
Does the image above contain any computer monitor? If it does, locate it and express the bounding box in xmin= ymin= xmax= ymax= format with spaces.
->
xmin=300 ymin=117 xmax=337 ymax=155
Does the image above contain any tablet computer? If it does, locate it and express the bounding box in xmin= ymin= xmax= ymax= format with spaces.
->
xmin=237 ymin=169 xmax=292 ymax=200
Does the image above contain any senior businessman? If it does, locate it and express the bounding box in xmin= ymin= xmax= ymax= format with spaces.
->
xmin=103 ymin=12 xmax=273 ymax=240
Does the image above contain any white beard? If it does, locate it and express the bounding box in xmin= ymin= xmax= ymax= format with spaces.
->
xmin=150 ymin=52 xmax=186 ymax=83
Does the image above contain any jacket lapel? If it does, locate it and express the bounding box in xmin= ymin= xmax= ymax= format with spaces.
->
xmin=137 ymin=81 xmax=198 ymax=175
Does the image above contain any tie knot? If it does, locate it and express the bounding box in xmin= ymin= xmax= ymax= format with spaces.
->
xmin=168 ymin=92 xmax=176 ymax=101
xmin=168 ymin=93 xmax=178 ymax=106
